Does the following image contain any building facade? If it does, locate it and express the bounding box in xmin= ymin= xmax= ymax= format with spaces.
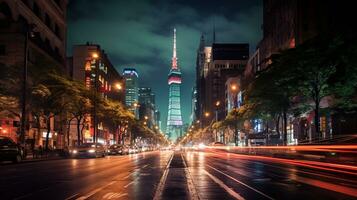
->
xmin=70 ymin=43 xmax=125 ymax=145
xmin=202 ymin=43 xmax=249 ymax=126
xmin=166 ymin=28 xmax=183 ymax=141
xmin=0 ymin=0 xmax=67 ymax=147
xmin=123 ymin=68 xmax=139 ymax=117
xmin=138 ymin=87 xmax=156 ymax=129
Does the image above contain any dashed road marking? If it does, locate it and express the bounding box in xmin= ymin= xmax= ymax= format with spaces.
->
xmin=102 ymin=192 xmax=128 ymax=199
xmin=207 ymin=164 xmax=275 ymax=200
xmin=76 ymin=181 xmax=117 ymax=200
xmin=204 ymin=169 xmax=245 ymax=200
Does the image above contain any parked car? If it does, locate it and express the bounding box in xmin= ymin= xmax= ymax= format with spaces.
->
xmin=107 ymin=145 xmax=128 ymax=155
xmin=129 ymin=145 xmax=139 ymax=154
xmin=70 ymin=143 xmax=106 ymax=158
xmin=0 ymin=136 xmax=24 ymax=163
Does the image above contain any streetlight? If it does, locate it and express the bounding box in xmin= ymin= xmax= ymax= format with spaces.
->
xmin=92 ymin=52 xmax=100 ymax=144
xmin=204 ymin=112 xmax=210 ymax=118
xmin=215 ymin=101 xmax=221 ymax=142
xmin=230 ymin=83 xmax=239 ymax=146
xmin=144 ymin=116 xmax=148 ymax=120
xmin=115 ymin=83 xmax=122 ymax=90
xmin=20 ymin=24 xmax=36 ymax=145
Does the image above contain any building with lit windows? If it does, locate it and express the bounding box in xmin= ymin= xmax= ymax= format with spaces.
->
xmin=138 ymin=87 xmax=156 ymax=129
xmin=69 ymin=43 xmax=125 ymax=145
xmin=123 ymin=68 xmax=139 ymax=117
xmin=166 ymin=28 xmax=183 ymax=141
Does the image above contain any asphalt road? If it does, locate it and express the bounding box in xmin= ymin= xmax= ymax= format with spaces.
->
xmin=0 ymin=150 xmax=356 ymax=200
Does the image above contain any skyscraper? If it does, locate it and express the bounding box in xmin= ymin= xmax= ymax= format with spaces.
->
xmin=123 ymin=68 xmax=139 ymax=117
xmin=166 ymin=28 xmax=183 ymax=141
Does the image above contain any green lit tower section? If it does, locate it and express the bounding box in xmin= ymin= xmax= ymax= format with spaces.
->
xmin=166 ymin=28 xmax=183 ymax=141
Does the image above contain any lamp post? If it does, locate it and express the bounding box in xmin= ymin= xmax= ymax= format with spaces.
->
xmin=20 ymin=24 xmax=36 ymax=145
xmin=230 ymin=83 xmax=239 ymax=146
xmin=113 ymin=82 xmax=123 ymax=144
xmin=215 ymin=101 xmax=220 ymax=142
xmin=92 ymin=52 xmax=99 ymax=144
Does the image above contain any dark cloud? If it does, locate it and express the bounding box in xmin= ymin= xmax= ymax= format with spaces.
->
xmin=67 ymin=0 xmax=262 ymax=130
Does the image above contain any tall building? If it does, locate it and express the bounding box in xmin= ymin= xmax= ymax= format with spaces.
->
xmin=70 ymin=43 xmax=125 ymax=145
xmin=138 ymin=87 xmax=155 ymax=128
xmin=166 ymin=28 xmax=183 ymax=141
xmin=123 ymin=68 xmax=139 ymax=117
xmin=197 ymin=42 xmax=249 ymax=127
xmin=190 ymin=87 xmax=197 ymax=123
xmin=0 ymin=0 xmax=67 ymax=145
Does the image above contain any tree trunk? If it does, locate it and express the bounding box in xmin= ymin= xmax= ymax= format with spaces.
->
xmin=276 ymin=115 xmax=280 ymax=136
xmin=45 ymin=116 xmax=51 ymax=151
xmin=66 ymin=119 xmax=71 ymax=147
xmin=283 ymin=110 xmax=287 ymax=145
xmin=80 ymin=121 xmax=85 ymax=144
xmin=76 ymin=117 xmax=81 ymax=146
xmin=314 ymin=98 xmax=320 ymax=139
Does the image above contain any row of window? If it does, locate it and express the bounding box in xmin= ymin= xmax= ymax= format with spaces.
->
xmin=21 ymin=0 xmax=63 ymax=40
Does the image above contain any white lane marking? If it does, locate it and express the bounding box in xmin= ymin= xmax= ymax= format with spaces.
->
xmin=204 ymin=170 xmax=245 ymax=200
xmin=124 ymin=180 xmax=135 ymax=188
xmin=103 ymin=192 xmax=128 ymax=199
xmin=153 ymin=152 xmax=174 ymax=200
xmin=207 ymin=164 xmax=275 ymax=200
xmin=64 ymin=193 xmax=79 ymax=200
xmin=142 ymin=164 xmax=149 ymax=169
xmin=76 ymin=181 xmax=116 ymax=200
xmin=123 ymin=173 xmax=132 ymax=179
xmin=181 ymin=154 xmax=200 ymax=200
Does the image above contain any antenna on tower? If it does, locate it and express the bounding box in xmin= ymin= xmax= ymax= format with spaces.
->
xmin=173 ymin=28 xmax=177 ymax=58
xmin=172 ymin=28 xmax=178 ymax=70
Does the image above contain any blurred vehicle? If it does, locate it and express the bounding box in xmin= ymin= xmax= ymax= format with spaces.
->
xmin=70 ymin=143 xmax=106 ymax=158
xmin=0 ymin=136 xmax=24 ymax=163
xmin=174 ymin=145 xmax=181 ymax=151
xmin=107 ymin=144 xmax=128 ymax=155
xmin=129 ymin=145 xmax=138 ymax=154
xmin=211 ymin=142 xmax=225 ymax=146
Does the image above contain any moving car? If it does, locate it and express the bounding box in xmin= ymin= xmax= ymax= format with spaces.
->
xmin=70 ymin=143 xmax=106 ymax=158
xmin=107 ymin=145 xmax=128 ymax=155
xmin=0 ymin=136 xmax=24 ymax=163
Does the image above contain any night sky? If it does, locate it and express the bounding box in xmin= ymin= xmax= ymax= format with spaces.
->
xmin=67 ymin=0 xmax=262 ymax=130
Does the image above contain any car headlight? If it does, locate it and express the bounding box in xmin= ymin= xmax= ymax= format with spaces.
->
xmin=88 ymin=149 xmax=95 ymax=153
xmin=72 ymin=150 xmax=78 ymax=154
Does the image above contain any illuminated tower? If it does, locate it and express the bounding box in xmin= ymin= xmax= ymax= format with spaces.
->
xmin=166 ymin=28 xmax=183 ymax=141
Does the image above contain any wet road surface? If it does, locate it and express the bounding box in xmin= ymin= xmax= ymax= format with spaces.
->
xmin=0 ymin=150 xmax=356 ymax=200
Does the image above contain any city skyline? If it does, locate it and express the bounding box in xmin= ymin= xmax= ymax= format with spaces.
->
xmin=67 ymin=0 xmax=263 ymax=129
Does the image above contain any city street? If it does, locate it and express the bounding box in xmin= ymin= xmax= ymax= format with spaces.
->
xmin=1 ymin=150 xmax=356 ymax=200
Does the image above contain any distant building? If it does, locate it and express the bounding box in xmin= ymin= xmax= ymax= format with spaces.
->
xmin=190 ymin=87 xmax=197 ymax=123
xmin=123 ymin=68 xmax=139 ymax=117
xmin=138 ymin=87 xmax=155 ymax=128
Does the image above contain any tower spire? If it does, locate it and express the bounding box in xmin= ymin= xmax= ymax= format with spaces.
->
xmin=172 ymin=28 xmax=178 ymax=70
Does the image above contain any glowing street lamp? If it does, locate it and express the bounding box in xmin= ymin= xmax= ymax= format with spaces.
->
xmin=92 ymin=52 xmax=99 ymax=59
xmin=204 ymin=112 xmax=210 ymax=118
xmin=144 ymin=116 xmax=148 ymax=120
xmin=115 ymin=83 xmax=122 ymax=90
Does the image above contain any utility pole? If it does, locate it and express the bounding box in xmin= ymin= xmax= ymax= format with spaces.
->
xmin=20 ymin=24 xmax=35 ymax=145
